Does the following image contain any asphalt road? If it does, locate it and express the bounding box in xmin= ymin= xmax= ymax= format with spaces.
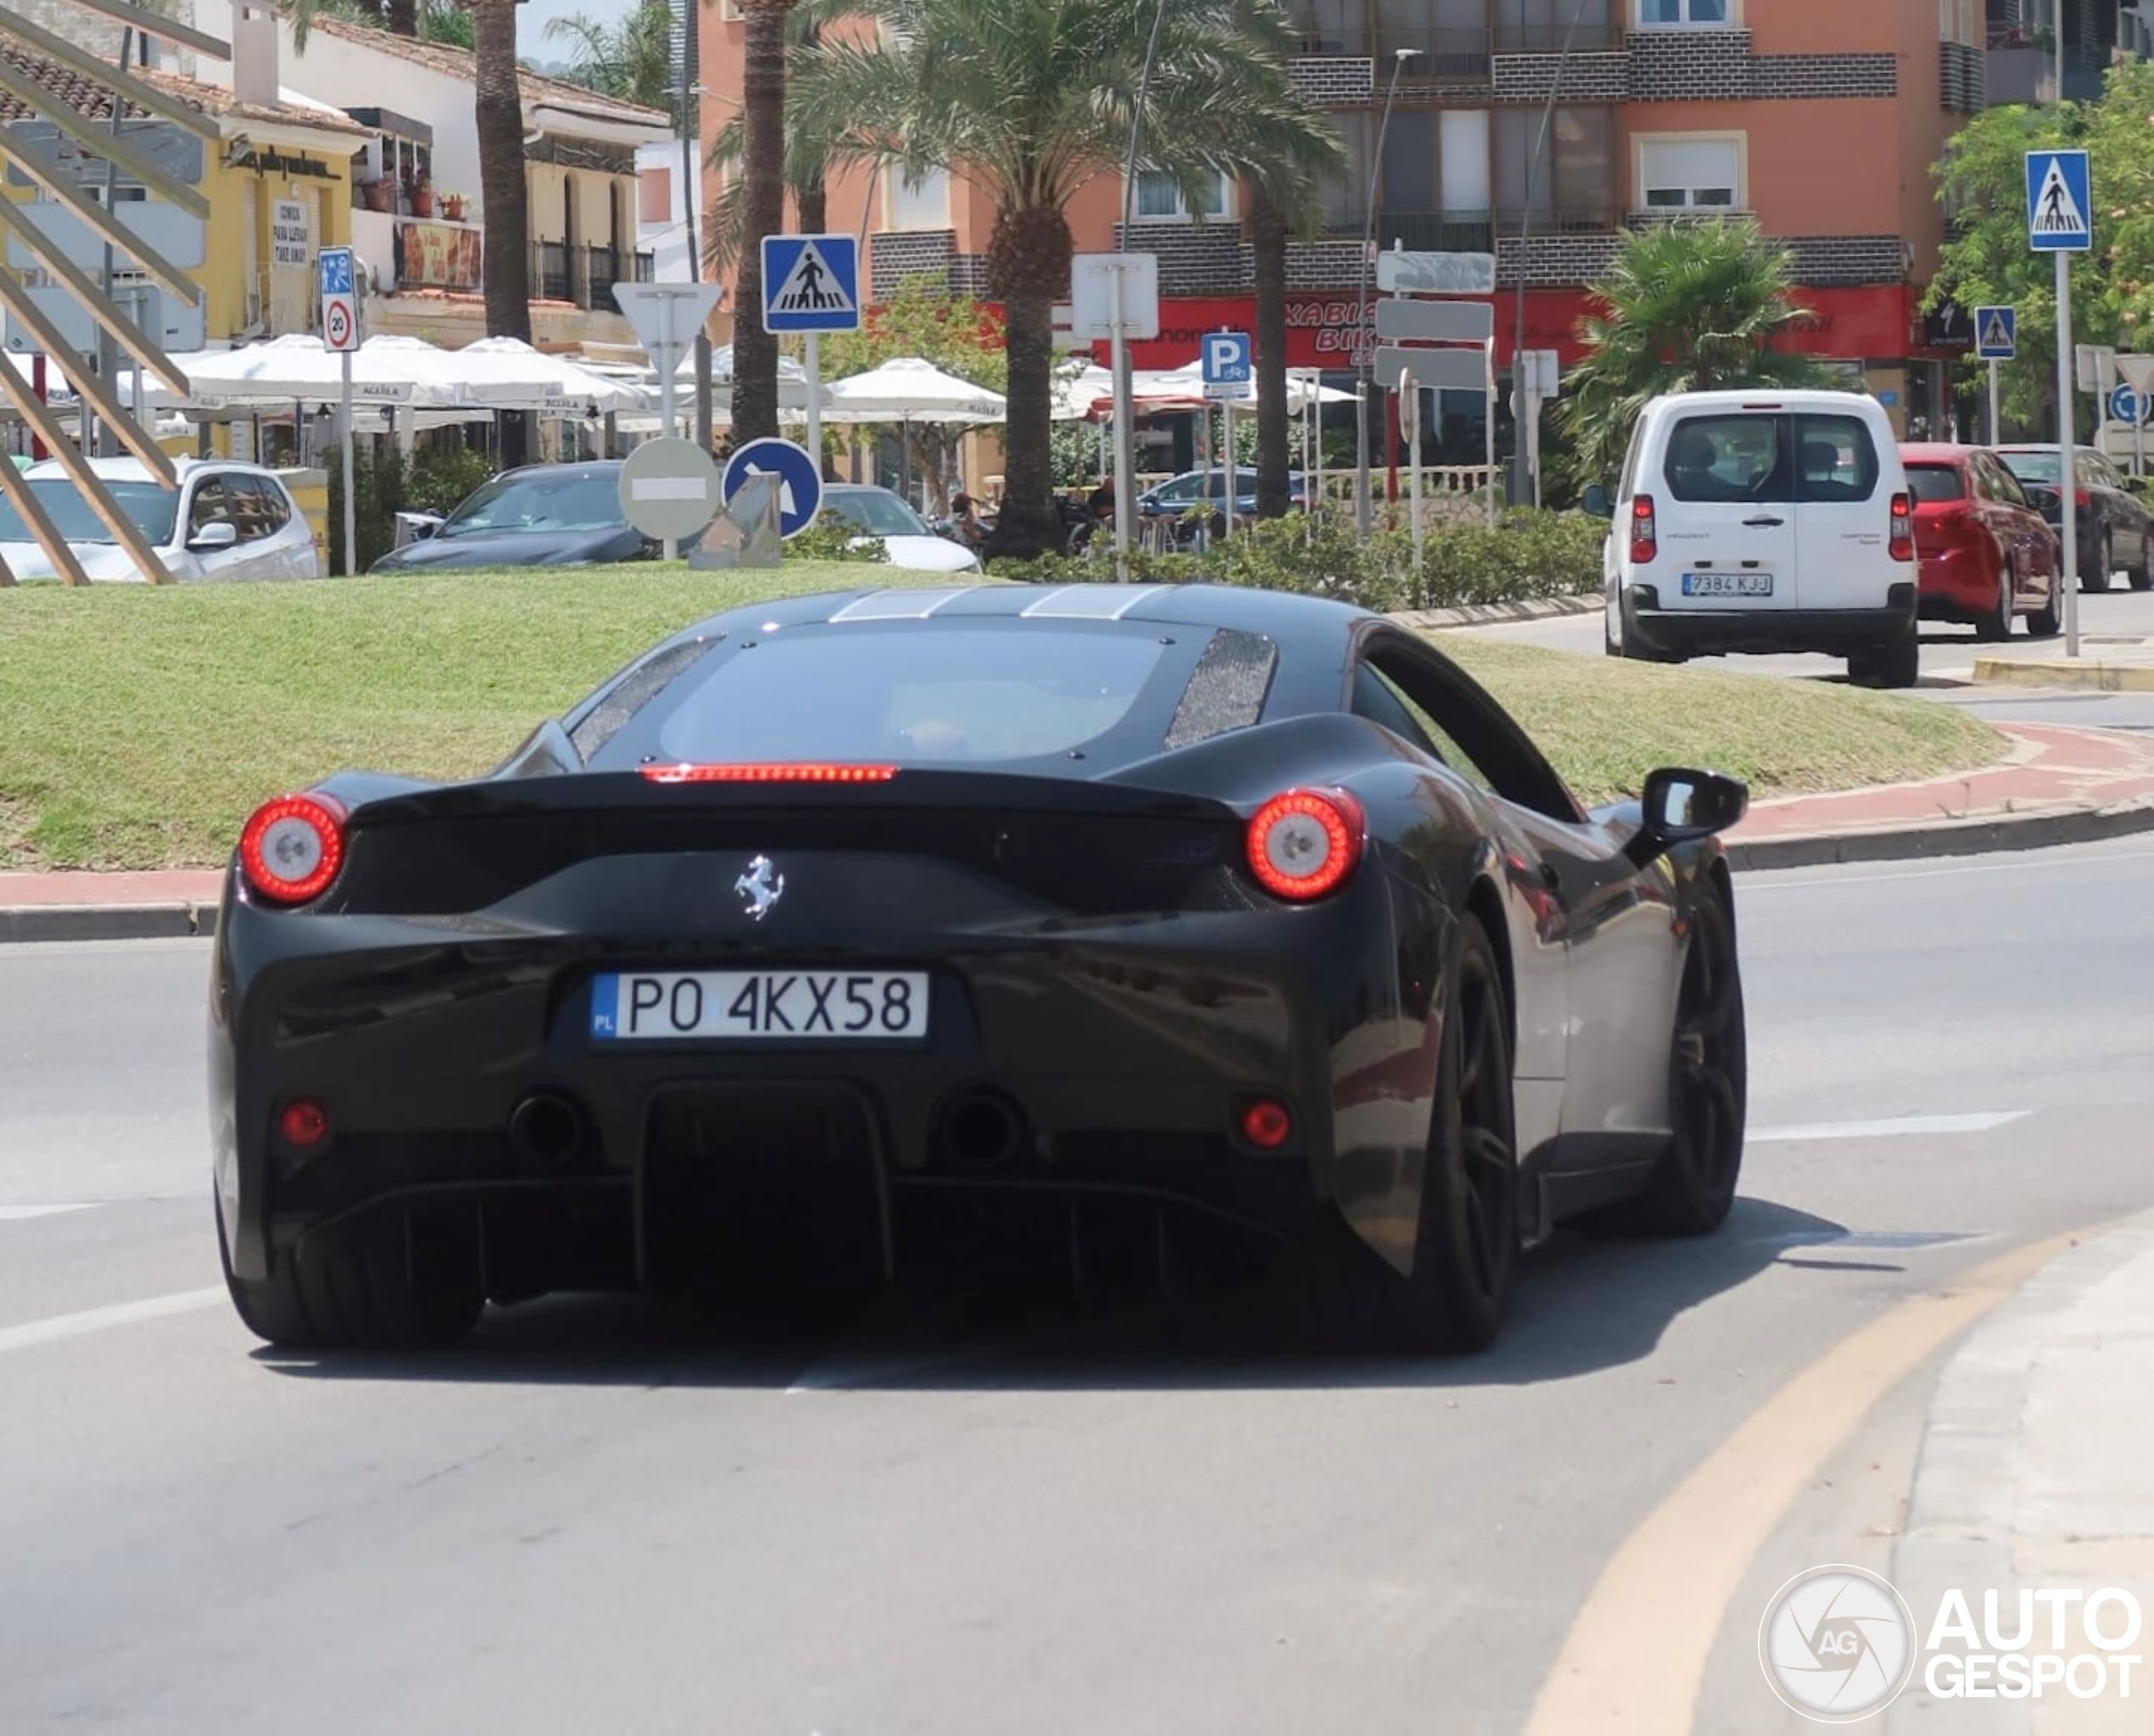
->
xmin=4 ymin=840 xmax=2152 ymax=1734
xmin=1483 ymin=582 xmax=2154 ymax=714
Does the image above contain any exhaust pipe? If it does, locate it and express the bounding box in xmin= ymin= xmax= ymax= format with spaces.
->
xmin=508 ymin=1091 xmax=589 ymax=1169
xmin=939 ymin=1090 xmax=1029 ymax=1173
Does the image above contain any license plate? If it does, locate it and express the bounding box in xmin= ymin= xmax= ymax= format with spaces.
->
xmin=1682 ymin=572 xmax=1773 ymax=597
xmin=589 ymin=971 xmax=930 ymax=1041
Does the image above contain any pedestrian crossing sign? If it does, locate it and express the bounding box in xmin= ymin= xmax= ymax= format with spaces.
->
xmin=761 ymin=233 xmax=861 ymax=334
xmin=2026 ymin=150 xmax=2091 ymax=253
xmin=1975 ymin=305 xmax=2017 ymax=360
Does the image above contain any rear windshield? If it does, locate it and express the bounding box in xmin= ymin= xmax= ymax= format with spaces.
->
xmin=1662 ymin=412 xmax=1882 ymax=504
xmin=1904 ymin=464 xmax=1964 ymax=503
xmin=438 ymin=469 xmax=622 ymax=539
xmin=1998 ymin=450 xmax=2062 ymax=485
xmin=650 ymin=625 xmax=1171 ymax=764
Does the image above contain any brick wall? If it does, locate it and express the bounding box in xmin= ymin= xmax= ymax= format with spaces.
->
xmin=868 ymin=230 xmax=956 ymax=300
xmin=1491 ymin=48 xmax=1628 ymax=103
xmin=1292 ymin=57 xmax=1374 ymax=104
xmin=1113 ymin=222 xmax=1245 ymax=295
xmin=1785 ymin=235 xmax=1906 ymax=286
xmin=1752 ymin=54 xmax=1898 ymax=98
xmin=1939 ymin=41 xmax=1987 ymax=110
xmin=1627 ymin=27 xmax=1755 ymax=100
xmin=1496 ymin=232 xmax=1622 ymax=287
xmin=1284 ymin=238 xmax=1366 ymax=291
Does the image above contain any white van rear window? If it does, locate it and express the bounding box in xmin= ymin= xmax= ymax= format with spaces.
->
xmin=1662 ymin=413 xmax=1880 ymax=505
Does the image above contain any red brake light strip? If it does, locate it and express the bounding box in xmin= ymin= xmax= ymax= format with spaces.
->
xmin=639 ymin=762 xmax=901 ymax=784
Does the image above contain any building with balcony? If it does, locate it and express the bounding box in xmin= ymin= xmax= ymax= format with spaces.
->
xmin=698 ymin=1 xmax=1990 ymax=466
xmin=1984 ymin=1 xmax=2152 ymax=103
xmin=0 ymin=42 xmax=366 ymax=357
xmin=193 ymin=13 xmax=671 ymax=349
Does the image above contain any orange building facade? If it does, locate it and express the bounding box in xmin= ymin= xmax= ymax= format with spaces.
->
xmin=700 ymin=0 xmax=1992 ymax=454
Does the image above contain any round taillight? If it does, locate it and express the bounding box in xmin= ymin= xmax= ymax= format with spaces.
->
xmin=278 ymin=1099 xmax=330 ymax=1148
xmin=1240 ymin=1098 xmax=1293 ymax=1149
xmin=239 ymin=793 xmax=346 ymax=906
xmin=1246 ymin=789 xmax=1363 ymax=901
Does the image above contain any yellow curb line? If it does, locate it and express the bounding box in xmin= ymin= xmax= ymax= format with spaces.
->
xmin=1522 ymin=1219 xmax=2127 ymax=1736
xmin=1971 ymin=657 xmax=2154 ymax=692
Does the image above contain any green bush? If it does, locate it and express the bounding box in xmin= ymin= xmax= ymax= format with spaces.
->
xmin=987 ymin=506 xmax=1604 ymax=613
xmin=786 ymin=511 xmax=890 ymax=563
xmin=405 ymin=446 xmax=495 ymax=515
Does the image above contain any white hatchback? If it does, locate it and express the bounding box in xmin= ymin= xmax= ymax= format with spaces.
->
xmin=0 ymin=456 xmax=319 ymax=582
xmin=1599 ymin=389 xmax=1918 ymax=685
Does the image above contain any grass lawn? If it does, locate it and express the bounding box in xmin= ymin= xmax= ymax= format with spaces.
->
xmin=0 ymin=570 xmax=2003 ymax=870
xmin=1435 ymin=634 xmax=2001 ymax=807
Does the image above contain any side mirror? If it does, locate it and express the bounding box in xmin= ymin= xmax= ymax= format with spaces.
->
xmin=1625 ymin=767 xmax=1749 ymax=868
xmin=1581 ymin=483 xmax=1612 ymax=519
xmin=187 ymin=520 xmax=238 ymax=551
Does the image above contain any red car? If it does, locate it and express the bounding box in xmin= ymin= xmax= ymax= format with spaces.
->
xmin=1900 ymin=444 xmax=2063 ymax=639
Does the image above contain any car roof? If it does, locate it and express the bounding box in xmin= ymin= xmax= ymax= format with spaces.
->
xmin=672 ymin=582 xmax=1365 ymax=637
xmin=1646 ymin=388 xmax=1888 ymax=415
xmin=1900 ymin=444 xmax=1978 ymax=463
xmin=20 ymin=455 xmax=282 ymax=485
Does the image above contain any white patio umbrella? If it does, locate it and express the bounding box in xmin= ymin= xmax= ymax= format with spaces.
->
xmin=1052 ymin=363 xmax=1114 ymax=421
xmin=820 ymin=356 xmax=1005 ymax=425
xmin=161 ymin=332 xmax=467 ymax=408
xmin=361 ymin=333 xmax=566 ymax=412
xmin=464 ymin=336 xmax=651 ymax=416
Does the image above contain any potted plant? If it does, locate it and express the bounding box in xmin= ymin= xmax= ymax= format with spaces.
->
xmin=406 ymin=169 xmax=433 ymax=219
xmin=440 ymin=190 xmax=466 ymax=222
xmin=360 ymin=176 xmax=393 ymax=214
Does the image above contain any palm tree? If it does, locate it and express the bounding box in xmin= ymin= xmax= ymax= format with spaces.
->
xmin=546 ymin=0 xmax=680 ymax=120
xmin=468 ymin=0 xmax=534 ymax=459
xmin=1560 ymin=218 xmax=1827 ymax=486
xmin=702 ymin=14 xmax=829 ymax=282
xmin=790 ymin=0 xmax=1336 ymax=555
xmin=728 ymin=0 xmax=799 ymax=444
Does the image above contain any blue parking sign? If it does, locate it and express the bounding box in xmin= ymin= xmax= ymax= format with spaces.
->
xmin=1201 ymin=332 xmax=1253 ymax=384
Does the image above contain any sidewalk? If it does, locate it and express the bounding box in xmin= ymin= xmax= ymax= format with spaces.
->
xmin=1887 ymin=1210 xmax=2154 ymax=1733
xmin=1725 ymin=722 xmax=2154 ymax=870
xmin=1973 ymin=639 xmax=2154 ymax=692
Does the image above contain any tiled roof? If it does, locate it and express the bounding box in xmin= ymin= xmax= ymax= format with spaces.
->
xmin=301 ymin=14 xmax=672 ymax=130
xmin=0 ymin=41 xmax=368 ymax=136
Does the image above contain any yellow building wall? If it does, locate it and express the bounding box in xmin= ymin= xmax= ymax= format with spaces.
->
xmin=525 ymin=161 xmax=636 ymax=252
xmin=197 ymin=142 xmax=360 ymax=344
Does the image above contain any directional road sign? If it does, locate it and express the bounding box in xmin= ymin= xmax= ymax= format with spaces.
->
xmin=618 ymin=437 xmax=723 ymax=544
xmin=762 ymin=233 xmax=860 ymax=334
xmin=1375 ymin=251 xmax=1498 ymax=295
xmin=1375 ymin=299 xmax=1494 ymax=343
xmin=1071 ymin=254 xmax=1160 ymax=341
xmin=1975 ymin=305 xmax=2017 ymax=361
xmin=1373 ymin=345 xmax=1488 ymax=394
xmin=2027 ymin=150 xmax=2092 ymax=253
xmin=723 ymin=436 xmax=823 ymax=539
xmin=318 ymin=245 xmax=359 ymax=352
xmin=613 ymin=282 xmax=723 ymax=378
xmin=2110 ymin=384 xmax=2150 ymax=427
xmin=2119 ymin=354 xmax=2154 ymax=398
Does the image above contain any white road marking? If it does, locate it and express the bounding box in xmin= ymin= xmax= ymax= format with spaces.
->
xmin=1743 ymin=846 xmax=2154 ymax=890
xmin=1749 ymin=1110 xmax=2028 ymax=1143
xmin=0 ymin=1287 xmax=225 ymax=1355
xmin=0 ymin=1203 xmax=96 ymax=1221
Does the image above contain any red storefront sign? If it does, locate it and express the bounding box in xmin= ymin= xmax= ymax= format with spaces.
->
xmin=1108 ymin=284 xmax=1917 ymax=371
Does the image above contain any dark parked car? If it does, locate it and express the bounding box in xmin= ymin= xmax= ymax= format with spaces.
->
xmin=1993 ymin=445 xmax=2153 ymax=591
xmin=369 ymin=461 xmax=669 ymax=572
xmin=1900 ymin=444 xmax=2062 ymax=639
xmin=211 ymin=583 xmax=1751 ymax=1356
xmin=1137 ymin=468 xmax=1312 ymax=535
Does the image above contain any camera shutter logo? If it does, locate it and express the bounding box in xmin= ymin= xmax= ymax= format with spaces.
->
xmin=1759 ymin=1566 xmax=1917 ymax=1722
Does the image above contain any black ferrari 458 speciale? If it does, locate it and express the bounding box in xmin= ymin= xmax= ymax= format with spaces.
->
xmin=210 ymin=582 xmax=1750 ymax=1354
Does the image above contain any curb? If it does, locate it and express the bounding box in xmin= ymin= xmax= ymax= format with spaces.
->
xmin=1727 ymin=794 xmax=2154 ymax=872
xmin=0 ymin=903 xmax=219 ymax=944
xmin=1970 ymin=655 xmax=2154 ymax=692
xmin=1389 ymin=592 xmax=1601 ymax=631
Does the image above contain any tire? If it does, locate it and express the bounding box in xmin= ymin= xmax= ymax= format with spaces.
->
xmin=2133 ymin=537 xmax=2153 ymax=592
xmin=2084 ymin=533 xmax=2114 ymax=593
xmin=1296 ymin=914 xmax=1518 ymax=1354
xmin=216 ymin=1193 xmax=485 ymax=1351
xmin=1600 ymin=883 xmax=1748 ymax=1236
xmin=1852 ymin=624 xmax=1919 ymax=689
xmin=2028 ymin=567 xmax=2064 ymax=638
xmin=1973 ymin=557 xmax=2015 ymax=642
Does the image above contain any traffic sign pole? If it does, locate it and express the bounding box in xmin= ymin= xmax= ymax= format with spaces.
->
xmin=1989 ymin=358 xmax=2001 ymax=445
xmin=2059 ymin=247 xmax=2079 ymax=657
xmin=805 ymin=332 xmax=821 ymax=483
xmin=1111 ymin=262 xmax=1134 ymax=580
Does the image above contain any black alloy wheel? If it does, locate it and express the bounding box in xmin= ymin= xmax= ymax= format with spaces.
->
xmin=1975 ymin=557 xmax=2015 ymax=642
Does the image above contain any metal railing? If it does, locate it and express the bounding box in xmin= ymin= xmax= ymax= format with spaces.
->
xmin=532 ymin=241 xmax=572 ymax=304
xmin=1293 ymin=20 xmax=1623 ymax=72
xmin=1331 ymin=204 xmax=1620 ymax=248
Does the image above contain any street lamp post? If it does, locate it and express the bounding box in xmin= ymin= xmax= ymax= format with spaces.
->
xmin=1354 ymin=47 xmax=1420 ymax=534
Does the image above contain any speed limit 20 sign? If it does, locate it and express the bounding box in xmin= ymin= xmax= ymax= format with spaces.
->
xmin=319 ymin=246 xmax=360 ymax=353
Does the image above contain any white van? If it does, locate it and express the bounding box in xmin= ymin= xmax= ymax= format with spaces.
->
xmin=1600 ymin=390 xmax=1918 ymax=686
